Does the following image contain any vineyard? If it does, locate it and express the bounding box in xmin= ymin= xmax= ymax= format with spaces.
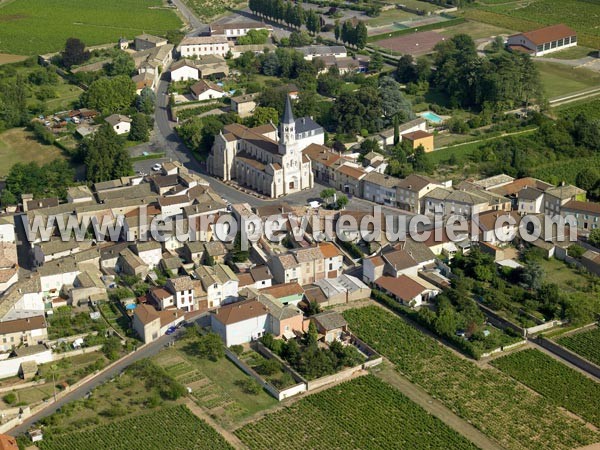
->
xmin=235 ymin=375 xmax=479 ymax=450
xmin=491 ymin=349 xmax=600 ymax=427
xmin=556 ymin=327 xmax=600 ymax=366
xmin=38 ymin=405 xmax=233 ymax=450
xmin=343 ymin=306 xmax=599 ymax=450
xmin=469 ymin=0 xmax=600 ymax=48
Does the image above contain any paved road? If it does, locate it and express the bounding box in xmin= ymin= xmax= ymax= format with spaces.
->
xmin=8 ymin=329 xmax=185 ymax=436
xmin=171 ymin=0 xmax=205 ymax=30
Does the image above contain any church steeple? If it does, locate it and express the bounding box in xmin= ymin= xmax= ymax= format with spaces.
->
xmin=282 ymin=94 xmax=295 ymax=125
xmin=279 ymin=95 xmax=296 ymax=151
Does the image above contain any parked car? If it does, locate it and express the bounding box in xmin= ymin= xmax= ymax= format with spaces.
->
xmin=165 ymin=326 xmax=177 ymax=335
xmin=152 ymin=163 xmax=162 ymax=171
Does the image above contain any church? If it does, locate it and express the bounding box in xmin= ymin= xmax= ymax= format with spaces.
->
xmin=208 ymin=96 xmax=324 ymax=197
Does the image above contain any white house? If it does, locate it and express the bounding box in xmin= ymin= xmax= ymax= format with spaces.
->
xmin=170 ymin=59 xmax=199 ymax=82
xmin=178 ymin=36 xmax=230 ymax=58
xmin=37 ymin=258 xmax=80 ymax=295
xmin=209 ymin=21 xmax=271 ymax=39
xmin=190 ymin=79 xmax=226 ymax=101
xmin=211 ymin=298 xmax=269 ymax=346
xmin=105 ymin=114 xmax=131 ymax=135
xmin=166 ymin=276 xmax=196 ymax=312
xmin=517 ymin=187 xmax=544 ymax=215
xmin=194 ymin=264 xmax=239 ymax=308
xmin=507 ymin=24 xmax=577 ymax=56
xmin=132 ymin=241 xmax=163 ymax=270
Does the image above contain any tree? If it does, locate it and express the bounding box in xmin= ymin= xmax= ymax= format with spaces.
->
xmin=412 ymin=145 xmax=433 ymax=172
xmin=245 ymin=106 xmax=279 ymax=128
xmin=396 ymin=54 xmax=417 ymax=83
xmin=61 ymin=38 xmax=90 ymax=68
xmin=237 ymin=29 xmax=270 ymax=45
xmin=80 ymin=124 xmax=133 ymax=182
xmin=136 ymin=87 xmax=156 ymax=114
xmin=196 ymin=333 xmax=224 ymax=361
xmin=334 ymin=21 xmax=341 ymax=42
xmin=588 ymin=228 xmax=600 ymax=248
xmin=336 ymin=194 xmax=348 ymax=210
xmin=320 ymin=188 xmax=336 ymax=204
xmin=256 ymin=358 xmax=281 ymax=376
xmin=360 ymin=138 xmax=380 ymax=154
xmin=102 ymin=336 xmax=122 ymax=361
xmin=83 ymin=75 xmax=136 ymax=115
xmin=369 ymin=51 xmax=384 ymax=73
xmin=166 ymin=29 xmax=185 ymax=46
xmin=305 ymin=9 xmax=319 ymax=35
xmin=129 ymin=113 xmax=150 ymax=142
xmin=236 ymin=378 xmax=261 ymax=394
xmin=304 ymin=321 xmax=319 ymax=347
xmin=491 ymin=35 xmax=505 ymax=53
xmin=288 ymin=31 xmax=312 ymax=47
xmin=520 ymin=261 xmax=544 ymax=291
xmin=355 ymin=22 xmax=368 ymax=49
xmin=575 ymin=168 xmax=599 ymax=192
xmin=379 ymin=76 xmax=413 ymax=124
xmin=106 ymin=52 xmax=135 ymax=77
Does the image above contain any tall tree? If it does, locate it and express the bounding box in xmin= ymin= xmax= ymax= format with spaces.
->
xmin=355 ymin=22 xmax=368 ymax=49
xmin=80 ymin=124 xmax=132 ymax=182
xmin=305 ymin=9 xmax=319 ymax=35
xmin=106 ymin=52 xmax=136 ymax=77
xmin=83 ymin=75 xmax=136 ymax=114
xmin=379 ymin=76 xmax=413 ymax=124
xmin=61 ymin=38 xmax=90 ymax=68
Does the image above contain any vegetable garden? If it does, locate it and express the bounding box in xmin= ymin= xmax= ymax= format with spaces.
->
xmin=38 ymin=405 xmax=233 ymax=450
xmin=556 ymin=326 xmax=600 ymax=366
xmin=235 ymin=375 xmax=479 ymax=450
xmin=343 ymin=306 xmax=599 ymax=450
xmin=491 ymin=348 xmax=600 ymax=428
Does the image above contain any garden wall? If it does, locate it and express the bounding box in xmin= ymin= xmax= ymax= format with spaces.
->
xmin=535 ymin=336 xmax=600 ymax=380
xmin=305 ymin=364 xmax=364 ymax=391
xmin=480 ymin=339 xmax=527 ymax=359
xmin=224 ymin=346 xmax=307 ymax=401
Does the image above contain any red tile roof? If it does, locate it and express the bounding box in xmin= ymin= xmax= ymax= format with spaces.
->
xmin=213 ymin=299 xmax=268 ymax=325
xmin=402 ymin=130 xmax=432 ymax=140
xmin=375 ymin=275 xmax=427 ymax=301
xmin=517 ymin=24 xmax=576 ymax=46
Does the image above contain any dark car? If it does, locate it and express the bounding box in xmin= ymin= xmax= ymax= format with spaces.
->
xmin=165 ymin=326 xmax=177 ymax=335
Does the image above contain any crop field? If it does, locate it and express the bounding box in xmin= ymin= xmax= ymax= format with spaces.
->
xmin=343 ymin=306 xmax=599 ymax=450
xmin=0 ymin=0 xmax=182 ymax=55
xmin=235 ymin=375 xmax=478 ymax=450
xmin=38 ymin=405 xmax=233 ymax=450
xmin=479 ymin=0 xmax=600 ymax=37
xmin=183 ymin=0 xmax=247 ymax=22
xmin=556 ymin=327 xmax=600 ymax=366
xmin=468 ymin=0 xmax=600 ymax=48
xmin=491 ymin=349 xmax=600 ymax=427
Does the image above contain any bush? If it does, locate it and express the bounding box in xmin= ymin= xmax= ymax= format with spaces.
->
xmin=236 ymin=378 xmax=261 ymax=395
xmin=196 ymin=333 xmax=225 ymax=361
xmin=3 ymin=392 xmax=16 ymax=405
xmin=230 ymin=344 xmax=244 ymax=356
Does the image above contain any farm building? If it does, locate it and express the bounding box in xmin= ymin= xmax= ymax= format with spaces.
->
xmin=402 ymin=130 xmax=434 ymax=153
xmin=507 ymin=24 xmax=577 ymax=56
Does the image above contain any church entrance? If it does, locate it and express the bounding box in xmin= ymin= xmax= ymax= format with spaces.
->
xmin=289 ymin=181 xmax=295 ymax=190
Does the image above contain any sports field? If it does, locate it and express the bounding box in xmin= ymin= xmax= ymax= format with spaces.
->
xmin=0 ymin=0 xmax=182 ymax=55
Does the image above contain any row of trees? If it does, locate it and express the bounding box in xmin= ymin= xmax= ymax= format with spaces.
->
xmin=249 ymin=0 xmax=308 ymax=30
xmin=334 ymin=20 xmax=368 ymax=50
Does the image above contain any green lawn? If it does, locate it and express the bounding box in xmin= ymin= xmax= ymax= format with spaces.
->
xmin=537 ymin=257 xmax=592 ymax=294
xmin=542 ymin=46 xmax=597 ymax=60
xmin=0 ymin=128 xmax=68 ymax=177
xmin=0 ymin=0 xmax=182 ymax=55
xmin=534 ymin=61 xmax=600 ymax=99
xmin=436 ymin=19 xmax=514 ymax=40
xmin=367 ymin=9 xmax=417 ymax=28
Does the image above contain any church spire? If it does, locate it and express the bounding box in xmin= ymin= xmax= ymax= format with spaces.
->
xmin=282 ymin=95 xmax=295 ymax=125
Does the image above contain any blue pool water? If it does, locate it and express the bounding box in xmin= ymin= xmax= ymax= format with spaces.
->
xmin=421 ymin=111 xmax=444 ymax=124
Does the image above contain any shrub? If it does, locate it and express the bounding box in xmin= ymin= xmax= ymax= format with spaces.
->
xmin=3 ymin=393 xmax=16 ymax=405
xmin=236 ymin=378 xmax=261 ymax=395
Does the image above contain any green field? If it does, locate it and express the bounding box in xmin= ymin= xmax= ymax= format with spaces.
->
xmin=0 ymin=0 xmax=182 ymax=55
xmin=38 ymin=405 xmax=233 ymax=450
xmin=479 ymin=0 xmax=600 ymax=38
xmin=0 ymin=128 xmax=68 ymax=177
xmin=235 ymin=375 xmax=479 ymax=450
xmin=556 ymin=327 xmax=600 ymax=366
xmin=491 ymin=349 xmax=600 ymax=428
xmin=343 ymin=306 xmax=599 ymax=450
xmin=541 ymin=45 xmax=597 ymax=60
xmin=183 ymin=0 xmax=246 ymax=22
xmin=436 ymin=19 xmax=514 ymax=40
xmin=535 ymin=61 xmax=600 ymax=99
xmin=557 ymin=98 xmax=600 ymax=120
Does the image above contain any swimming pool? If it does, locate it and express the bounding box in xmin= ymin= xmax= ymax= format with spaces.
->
xmin=420 ymin=111 xmax=444 ymax=124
